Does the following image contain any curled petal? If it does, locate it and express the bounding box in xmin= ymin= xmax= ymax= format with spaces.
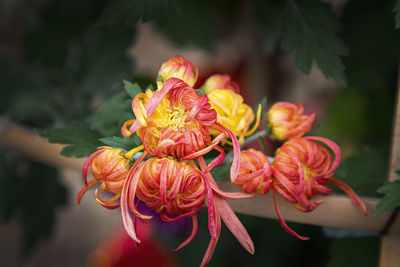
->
xmin=121 ymin=119 xmax=136 ymax=137
xmin=77 ymin=179 xmax=98 ymax=204
xmin=173 ymin=215 xmax=199 ymax=252
xmin=215 ymin=122 xmax=241 ymax=183
xmin=95 ymin=188 xmax=120 ymax=209
xmin=82 ymin=148 xmax=106 ymax=185
xmin=244 ymin=103 xmax=262 ymax=137
xmin=273 ymin=192 xmax=309 ymax=240
xmin=327 ymin=177 xmax=367 ymax=216
xmin=304 ymin=136 xmax=342 ymax=175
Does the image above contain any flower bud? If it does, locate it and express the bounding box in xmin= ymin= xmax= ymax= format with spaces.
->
xmin=203 ymin=74 xmax=239 ymax=94
xmin=233 ymin=149 xmax=272 ymax=194
xmin=158 ymin=55 xmax=199 ymax=87
xmin=267 ymin=102 xmax=316 ymax=141
xmin=78 ymin=147 xmax=131 ymax=209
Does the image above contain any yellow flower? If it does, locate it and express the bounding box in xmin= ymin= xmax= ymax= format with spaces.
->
xmin=203 ymin=74 xmax=239 ymax=94
xmin=207 ymin=88 xmax=261 ymax=144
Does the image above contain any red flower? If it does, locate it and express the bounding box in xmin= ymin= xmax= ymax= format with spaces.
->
xmin=271 ymin=137 xmax=367 ymax=239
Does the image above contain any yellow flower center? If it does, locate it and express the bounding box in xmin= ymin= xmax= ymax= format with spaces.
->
xmin=168 ymin=105 xmax=188 ymax=129
xmin=302 ymin=164 xmax=314 ymax=181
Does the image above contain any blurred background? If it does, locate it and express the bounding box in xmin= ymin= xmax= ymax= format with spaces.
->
xmin=0 ymin=0 xmax=399 ymax=266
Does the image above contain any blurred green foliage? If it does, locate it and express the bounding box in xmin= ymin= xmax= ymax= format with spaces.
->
xmin=0 ymin=0 xmax=397 ymax=265
xmin=162 ymin=209 xmax=332 ymax=267
xmin=0 ymin=153 xmax=68 ymax=257
xmin=327 ymin=236 xmax=380 ymax=267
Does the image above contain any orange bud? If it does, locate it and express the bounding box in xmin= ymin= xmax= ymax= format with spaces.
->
xmin=267 ymin=102 xmax=316 ymax=141
xmin=78 ymin=147 xmax=131 ymax=209
xmin=158 ymin=55 xmax=199 ymax=87
xmin=233 ymin=149 xmax=272 ymax=194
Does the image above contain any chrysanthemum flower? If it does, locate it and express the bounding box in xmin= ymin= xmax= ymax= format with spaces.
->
xmin=267 ymin=102 xmax=316 ymax=141
xmin=233 ymin=149 xmax=272 ymax=194
xmin=158 ymin=55 xmax=199 ymax=87
xmin=120 ymin=156 xmax=254 ymax=266
xmin=203 ymin=74 xmax=240 ymax=94
xmin=202 ymin=75 xmax=261 ymax=144
xmin=208 ymin=89 xmax=261 ymax=144
xmin=121 ymin=77 xmax=241 ymax=182
xmin=271 ymin=136 xmax=367 ymax=239
xmin=77 ymin=146 xmax=143 ymax=209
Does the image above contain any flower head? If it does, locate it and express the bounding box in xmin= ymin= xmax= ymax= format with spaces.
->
xmin=121 ymin=155 xmax=254 ymax=266
xmin=233 ymin=149 xmax=272 ymax=194
xmin=158 ymin=55 xmax=199 ymax=87
xmin=135 ymin=157 xmax=206 ymax=222
xmin=206 ymin=87 xmax=261 ymax=144
xmin=77 ymin=147 xmax=131 ymax=209
xmin=267 ymin=102 xmax=316 ymax=141
xmin=271 ymin=136 xmax=367 ymax=239
xmin=121 ymin=77 xmax=242 ymax=182
xmin=122 ymin=78 xmax=217 ymax=158
xmin=203 ymin=74 xmax=240 ymax=94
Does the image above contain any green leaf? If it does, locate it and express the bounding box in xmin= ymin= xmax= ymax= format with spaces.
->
xmin=327 ymin=236 xmax=380 ymax=267
xmin=38 ymin=126 xmax=103 ymax=158
xmin=146 ymin=83 xmax=155 ymax=91
xmin=210 ymin=164 xmax=231 ymax=182
xmin=87 ymin=93 xmax=132 ymax=137
xmin=395 ymin=170 xmax=400 ymax=176
xmin=394 ymin=0 xmax=400 ymax=29
xmin=334 ymin=145 xmax=389 ymax=198
xmin=281 ymin=0 xmax=348 ymax=86
xmin=100 ymin=135 xmax=142 ymax=152
xmin=375 ymin=180 xmax=400 ymax=215
xmin=123 ymin=80 xmax=143 ymax=98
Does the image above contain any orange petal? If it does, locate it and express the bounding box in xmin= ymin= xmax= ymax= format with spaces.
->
xmin=328 ymin=177 xmax=367 ymax=216
xmin=273 ymin=192 xmax=309 ymax=240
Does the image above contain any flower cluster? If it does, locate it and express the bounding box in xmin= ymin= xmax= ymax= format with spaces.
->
xmin=77 ymin=55 xmax=367 ymax=265
xmin=233 ymin=102 xmax=367 ymax=240
xmin=78 ymin=55 xmax=258 ymax=266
